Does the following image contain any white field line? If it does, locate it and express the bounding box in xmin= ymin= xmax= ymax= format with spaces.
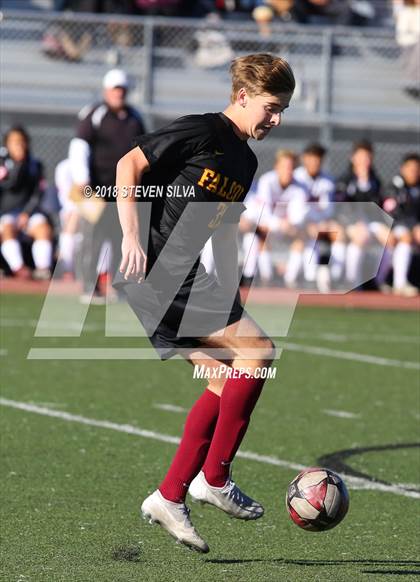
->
xmin=0 ymin=318 xmax=100 ymax=332
xmin=1 ymin=397 xmax=419 ymax=500
xmin=153 ymin=403 xmax=188 ymax=413
xmin=2 ymin=317 xmax=418 ymax=369
xmin=323 ymin=409 xmax=361 ymax=419
xmin=0 ymin=349 xmax=8 ymax=356
xmin=397 ymin=483 xmax=420 ymax=489
xmin=28 ymin=401 xmax=69 ymax=409
xmin=280 ymin=342 xmax=420 ymax=370
xmin=156 ymin=403 xmax=362 ymax=421
xmin=25 ymin=344 xmax=419 ymax=370
xmin=2 ymin=318 xmax=419 ymax=345
xmin=291 ymin=332 xmax=420 ymax=345
xmin=27 ymin=348 xmax=161 ymax=359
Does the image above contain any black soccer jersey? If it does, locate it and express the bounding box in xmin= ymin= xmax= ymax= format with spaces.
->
xmin=133 ymin=113 xmax=257 ymax=291
xmin=0 ymin=154 xmax=45 ymax=216
xmin=387 ymin=174 xmax=420 ymax=227
xmin=114 ymin=112 xmax=258 ymax=359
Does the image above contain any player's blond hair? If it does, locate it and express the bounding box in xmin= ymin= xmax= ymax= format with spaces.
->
xmin=275 ymin=149 xmax=297 ymax=164
xmin=230 ymin=53 xmax=295 ymax=103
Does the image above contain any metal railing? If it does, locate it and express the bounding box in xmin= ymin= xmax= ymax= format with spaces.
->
xmin=1 ymin=9 xmax=418 ymax=183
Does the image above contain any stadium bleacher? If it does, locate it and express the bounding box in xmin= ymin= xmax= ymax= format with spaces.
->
xmin=1 ymin=9 xmax=418 ymax=183
xmin=0 ymin=3 xmax=418 ymax=293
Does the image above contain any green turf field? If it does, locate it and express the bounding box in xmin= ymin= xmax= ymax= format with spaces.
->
xmin=1 ymin=294 xmax=419 ymax=581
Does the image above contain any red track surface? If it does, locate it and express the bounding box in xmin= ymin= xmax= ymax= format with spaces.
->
xmin=1 ymin=278 xmax=419 ymax=311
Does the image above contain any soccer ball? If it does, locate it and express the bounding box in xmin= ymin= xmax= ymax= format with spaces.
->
xmin=286 ymin=467 xmax=349 ymax=532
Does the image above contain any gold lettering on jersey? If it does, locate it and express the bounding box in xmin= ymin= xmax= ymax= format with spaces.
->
xmin=226 ymin=182 xmax=244 ymax=202
xmin=197 ymin=168 xmax=216 ymax=187
xmin=207 ymin=173 xmax=220 ymax=192
xmin=218 ymin=176 xmax=229 ymax=197
xmin=198 ymin=168 xmax=245 ymax=202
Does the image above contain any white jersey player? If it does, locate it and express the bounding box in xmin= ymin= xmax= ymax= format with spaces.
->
xmin=240 ymin=149 xmax=307 ymax=285
xmin=285 ymin=143 xmax=345 ymax=290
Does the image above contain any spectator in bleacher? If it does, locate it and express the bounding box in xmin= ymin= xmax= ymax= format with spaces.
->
xmin=216 ymin=0 xmax=264 ymax=19
xmin=394 ymin=0 xmax=420 ymax=100
xmin=336 ymin=139 xmax=382 ymax=288
xmin=42 ymin=1 xmax=95 ymax=62
xmin=240 ymin=149 xmax=307 ymax=286
xmin=192 ymin=14 xmax=235 ymax=68
xmin=133 ymin=0 xmax=183 ymax=16
xmin=268 ymin=0 xmax=301 ymax=22
xmin=252 ymin=3 xmax=301 ymax=38
xmin=252 ymin=5 xmax=275 ymax=37
xmin=285 ymin=143 xmax=344 ymax=290
xmin=43 ymin=1 xmax=135 ymax=62
xmin=293 ymin=0 xmax=375 ymax=26
xmin=379 ymin=153 xmax=420 ymax=295
xmin=179 ymin=0 xmax=214 ymax=17
xmin=59 ymin=0 xmax=133 ymax=12
xmin=0 ymin=126 xmax=53 ymax=280
xmin=68 ymin=69 xmax=145 ymax=302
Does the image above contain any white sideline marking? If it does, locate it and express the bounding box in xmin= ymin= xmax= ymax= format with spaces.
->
xmin=29 ymin=401 xmax=68 ymax=409
xmin=26 ymin=344 xmax=419 ymax=370
xmin=291 ymin=332 xmax=420 ymax=345
xmin=153 ymin=403 xmax=188 ymax=413
xmin=1 ymin=318 xmax=418 ymax=369
xmin=27 ymin=348 xmax=160 ymax=359
xmin=0 ymin=349 xmax=8 ymax=356
xmin=280 ymin=342 xmax=420 ymax=370
xmin=3 ymin=317 xmax=418 ymax=345
xmin=398 ymin=482 xmax=420 ymax=489
xmin=1 ymin=397 xmax=419 ymax=500
xmin=323 ymin=409 xmax=361 ymax=419
xmin=0 ymin=318 xmax=100 ymax=332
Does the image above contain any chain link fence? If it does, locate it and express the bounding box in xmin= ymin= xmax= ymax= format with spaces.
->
xmin=1 ymin=9 xmax=419 ymax=185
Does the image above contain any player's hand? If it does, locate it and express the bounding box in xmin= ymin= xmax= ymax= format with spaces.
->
xmin=120 ymin=234 xmax=147 ymax=282
xmin=17 ymin=212 xmax=29 ymax=230
xmin=383 ymin=197 xmax=397 ymax=213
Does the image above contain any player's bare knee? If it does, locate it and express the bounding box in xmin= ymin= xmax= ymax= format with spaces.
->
xmin=291 ymin=239 xmax=304 ymax=252
xmin=31 ymin=223 xmax=52 ymax=240
xmin=253 ymin=336 xmax=276 ymax=367
xmin=2 ymin=225 xmax=16 ymax=240
xmin=412 ymin=226 xmax=420 ymax=245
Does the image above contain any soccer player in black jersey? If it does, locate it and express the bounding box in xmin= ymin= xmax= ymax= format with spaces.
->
xmin=115 ymin=54 xmax=295 ymax=552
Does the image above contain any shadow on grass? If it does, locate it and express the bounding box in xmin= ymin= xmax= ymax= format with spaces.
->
xmin=205 ymin=559 xmax=420 ymax=568
xmin=111 ymin=547 xmax=420 ymax=574
xmin=361 ymin=571 xmax=420 ymax=576
xmin=318 ymin=442 xmax=420 ymax=495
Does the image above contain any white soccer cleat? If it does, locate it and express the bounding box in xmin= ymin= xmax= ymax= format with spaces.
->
xmin=140 ymin=490 xmax=209 ymax=553
xmin=189 ymin=471 xmax=264 ymax=520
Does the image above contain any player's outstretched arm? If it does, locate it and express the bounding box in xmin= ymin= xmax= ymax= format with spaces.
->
xmin=116 ymin=147 xmax=149 ymax=281
xmin=211 ymin=223 xmax=240 ymax=296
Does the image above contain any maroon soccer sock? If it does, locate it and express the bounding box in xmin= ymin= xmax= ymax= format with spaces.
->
xmin=202 ymin=374 xmax=266 ymax=487
xmin=159 ymin=388 xmax=220 ymax=503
